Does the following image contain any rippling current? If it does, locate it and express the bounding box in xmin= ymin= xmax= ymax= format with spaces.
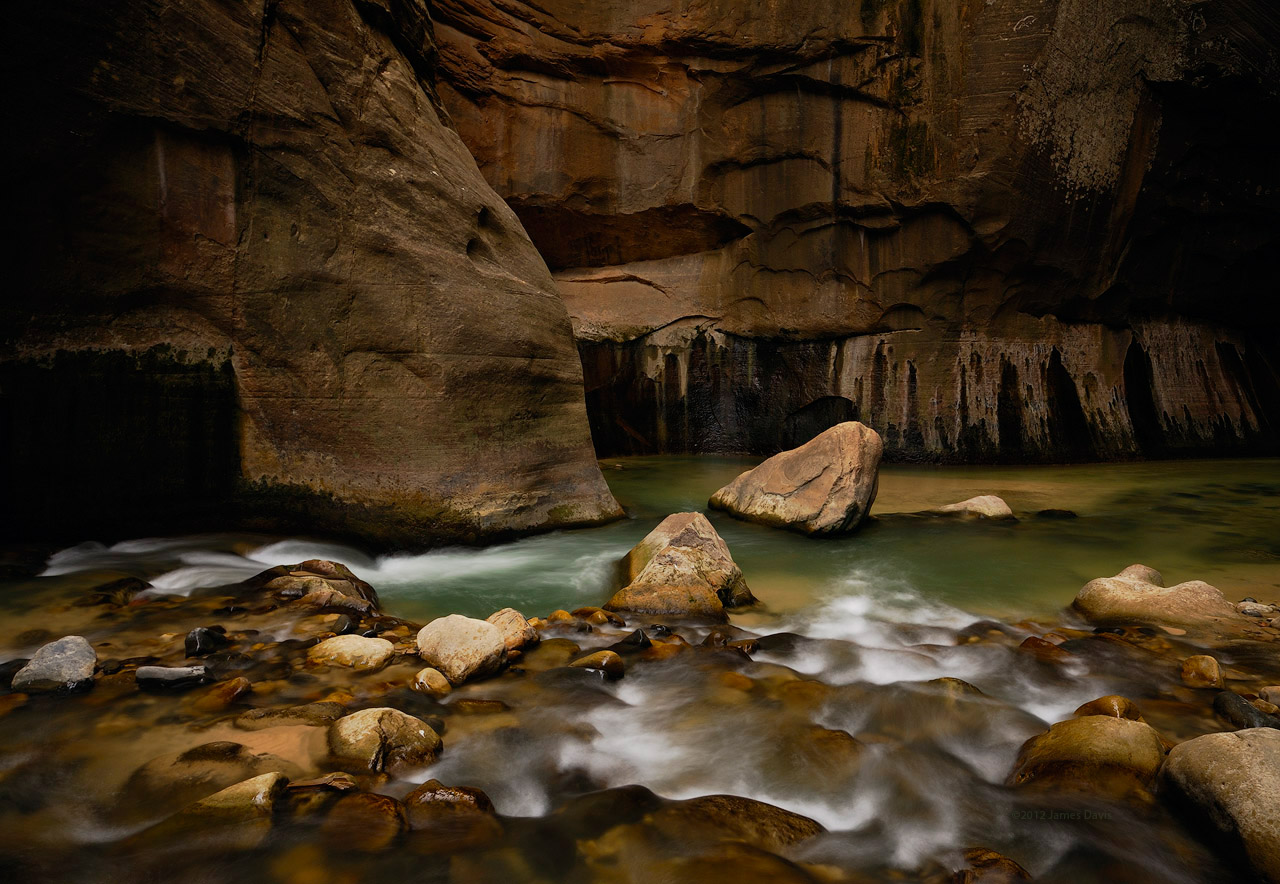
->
xmin=3 ymin=457 xmax=1280 ymax=882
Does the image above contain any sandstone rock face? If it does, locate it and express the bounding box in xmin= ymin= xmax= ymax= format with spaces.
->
xmin=416 ymin=615 xmax=507 ymax=684
xmin=606 ymin=513 xmax=754 ymax=621
xmin=1161 ymin=728 xmax=1280 ymax=883
xmin=929 ymin=495 xmax=1014 ymax=520
xmin=11 ymin=636 xmax=96 ymax=693
xmin=434 ymin=0 xmax=1280 ymax=461
xmin=710 ymin=422 xmax=882 ymax=535
xmin=1073 ymin=566 xmax=1256 ymax=635
xmin=3 ymin=0 xmax=620 ymax=545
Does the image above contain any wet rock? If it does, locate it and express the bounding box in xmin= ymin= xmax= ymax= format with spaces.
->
xmin=1073 ymin=695 xmax=1145 ymax=721
xmin=11 ymin=636 xmax=96 ymax=693
xmin=318 ymin=792 xmax=406 ymax=852
xmin=606 ymin=512 xmax=754 ymax=621
xmin=650 ymin=795 xmax=825 ymax=852
xmin=1180 ymin=655 xmax=1224 ymax=689
xmin=80 ymin=576 xmax=150 ymax=607
xmin=1072 ymin=565 xmax=1254 ymax=634
xmin=416 ymin=615 xmax=506 ymax=685
xmin=1009 ymin=715 xmax=1167 ymax=802
xmin=1161 ymin=728 xmax=1280 ymax=882
xmin=185 ymin=626 xmax=230 ymax=657
xmin=606 ymin=629 xmax=652 ymax=655
xmin=1018 ymin=635 xmax=1072 ymax=662
xmin=136 ymin=665 xmax=210 ymax=689
xmin=190 ymin=677 xmax=253 ymax=713
xmin=569 ymin=650 xmax=625 ymax=679
xmin=486 ymin=608 xmax=539 ymax=656
xmin=954 ymin=847 xmax=1031 ymax=882
xmin=328 ymin=707 xmax=442 ymax=774
xmin=1261 ymin=686 xmax=1280 ymax=705
xmin=138 ymin=771 xmax=289 ymax=850
xmin=1255 ymin=699 xmax=1280 ymax=716
xmin=306 ymin=635 xmax=394 ymax=671
xmin=647 ymin=843 xmax=826 ymax=883
xmin=125 ymin=742 xmax=301 ymax=817
xmin=709 ymin=421 xmax=882 ymax=535
xmin=255 ymin=560 xmax=380 ymax=616
xmin=1214 ymin=691 xmax=1280 ymax=730
xmin=404 ymin=780 xmax=502 ymax=851
xmin=1237 ymin=600 xmax=1280 ymax=617
xmin=331 ymin=614 xmax=360 ymax=636
xmin=572 ymin=606 xmax=626 ymax=626
xmin=929 ymin=677 xmax=986 ymax=700
xmin=411 ymin=667 xmax=452 ymax=699
xmin=236 ymin=702 xmax=347 ymax=730
xmin=930 ymin=495 xmax=1015 ymax=520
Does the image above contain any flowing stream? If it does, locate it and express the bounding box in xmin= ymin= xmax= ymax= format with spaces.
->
xmin=2 ymin=457 xmax=1279 ymax=882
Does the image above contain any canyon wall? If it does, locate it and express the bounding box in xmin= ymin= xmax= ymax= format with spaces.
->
xmin=435 ymin=0 xmax=1280 ymax=460
xmin=1 ymin=0 xmax=621 ymax=544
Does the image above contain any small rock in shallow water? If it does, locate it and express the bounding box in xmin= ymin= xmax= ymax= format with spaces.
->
xmin=191 ymin=677 xmax=253 ymax=712
xmin=1018 ymin=635 xmax=1072 ymax=662
xmin=1260 ymin=686 xmax=1280 ymax=705
xmin=416 ymin=615 xmax=506 ymax=685
xmin=1073 ymin=695 xmax=1145 ymax=721
xmin=11 ymin=635 xmax=96 ymax=693
xmin=235 ymin=701 xmax=346 ymax=730
xmin=1009 ymin=716 xmax=1166 ymax=802
xmin=569 ymin=650 xmax=625 ymax=679
xmin=328 ymin=707 xmax=441 ymax=774
xmin=1181 ymin=654 xmax=1224 ymax=688
xmin=606 ymin=629 xmax=652 ymax=654
xmin=1236 ymin=600 xmax=1280 ymax=617
xmin=1214 ymin=691 xmax=1280 ymax=730
xmin=404 ymin=779 xmax=501 ymax=849
xmin=138 ymin=771 xmax=289 ymax=851
xmin=930 ymin=495 xmax=1015 ymax=520
xmin=185 ymin=626 xmax=230 ymax=657
xmin=486 ymin=608 xmax=539 ymax=655
xmin=955 ymin=847 xmax=1031 ymax=882
xmin=1254 ymin=698 xmax=1280 ymax=716
xmin=319 ymin=792 xmax=406 ymax=852
xmin=306 ymin=635 xmax=394 ymax=671
xmin=411 ymin=667 xmax=452 ymax=699
xmin=136 ymin=665 xmax=209 ymax=689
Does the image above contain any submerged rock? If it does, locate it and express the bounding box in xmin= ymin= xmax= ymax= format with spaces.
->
xmin=307 ymin=635 xmax=394 ymax=671
xmin=709 ymin=421 xmax=882 ymax=535
xmin=124 ymin=742 xmax=302 ymax=818
xmin=319 ymin=792 xmax=406 ymax=852
xmin=1161 ymin=728 xmax=1280 ymax=882
xmin=416 ymin=615 xmax=506 ymax=685
xmin=955 ymin=847 xmax=1032 ymax=882
xmin=404 ymin=780 xmax=501 ymax=851
xmin=1009 ymin=715 xmax=1166 ymax=802
xmin=11 ymin=635 xmax=96 ymax=693
xmin=606 ymin=512 xmax=754 ymax=621
xmin=185 ymin=626 xmax=230 ymax=657
xmin=929 ymin=495 xmax=1015 ymax=520
xmin=1072 ymin=565 xmax=1255 ymax=634
xmin=138 ymin=771 xmax=289 ymax=851
xmin=328 ymin=707 xmax=442 ymax=774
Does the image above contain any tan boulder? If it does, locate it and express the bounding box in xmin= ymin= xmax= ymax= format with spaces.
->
xmin=410 ymin=668 xmax=452 ymax=699
xmin=930 ymin=495 xmax=1014 ymax=519
xmin=1161 ymin=728 xmax=1280 ymax=883
xmin=1180 ymin=655 xmax=1224 ymax=689
xmin=1072 ymin=565 xmax=1255 ymax=634
xmin=416 ymin=615 xmax=507 ymax=685
xmin=486 ymin=608 xmax=539 ymax=656
xmin=605 ymin=513 xmax=753 ymax=621
xmin=709 ymin=422 xmax=882 ymax=535
xmin=1009 ymin=715 xmax=1166 ymax=802
xmin=307 ymin=635 xmax=394 ymax=671
xmin=328 ymin=708 xmax=441 ymax=774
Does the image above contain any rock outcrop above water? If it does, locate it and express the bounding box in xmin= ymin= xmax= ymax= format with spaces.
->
xmin=710 ymin=422 xmax=882 ymax=535
xmin=606 ymin=513 xmax=754 ymax=621
xmin=1073 ymin=565 xmax=1257 ymax=635
xmin=435 ymin=0 xmax=1280 ymax=461
xmin=1161 ymin=728 xmax=1280 ymax=882
xmin=3 ymin=0 xmax=621 ymax=546
xmin=929 ymin=496 xmax=1015 ymax=520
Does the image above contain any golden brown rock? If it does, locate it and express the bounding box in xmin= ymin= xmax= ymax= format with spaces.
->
xmin=318 ymin=793 xmax=407 ymax=852
xmin=569 ymin=650 xmax=625 ymax=679
xmin=1180 ymin=655 xmax=1224 ymax=689
xmin=1073 ymin=695 xmax=1145 ymax=722
xmin=1009 ymin=716 xmax=1166 ymax=802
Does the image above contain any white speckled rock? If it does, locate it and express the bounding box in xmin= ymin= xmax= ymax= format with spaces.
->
xmin=1161 ymin=728 xmax=1280 ymax=882
xmin=307 ymin=635 xmax=394 ymax=671
xmin=12 ymin=635 xmax=96 ymax=692
xmin=415 ymin=615 xmax=506 ymax=685
xmin=930 ymin=495 xmax=1015 ymax=519
xmin=328 ymin=708 xmax=441 ymax=774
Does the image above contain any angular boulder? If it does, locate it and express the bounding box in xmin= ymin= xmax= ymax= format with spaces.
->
xmin=709 ymin=422 xmax=882 ymax=535
xmin=328 ymin=708 xmax=442 ymax=774
xmin=416 ymin=615 xmax=507 ymax=685
xmin=11 ymin=635 xmax=96 ymax=692
xmin=605 ymin=513 xmax=754 ymax=621
xmin=1072 ymin=565 xmax=1256 ymax=635
xmin=1161 ymin=728 xmax=1280 ymax=882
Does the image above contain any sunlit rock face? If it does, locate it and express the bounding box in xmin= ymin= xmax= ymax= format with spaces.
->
xmin=434 ymin=0 xmax=1280 ymax=460
xmin=2 ymin=0 xmax=621 ymax=543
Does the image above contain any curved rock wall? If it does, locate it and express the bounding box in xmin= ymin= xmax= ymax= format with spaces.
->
xmin=2 ymin=0 xmax=620 ymax=544
xmin=434 ymin=0 xmax=1280 ymax=459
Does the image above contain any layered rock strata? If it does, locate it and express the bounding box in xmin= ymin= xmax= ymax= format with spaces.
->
xmin=434 ymin=0 xmax=1280 ymax=460
xmin=2 ymin=0 xmax=620 ymax=544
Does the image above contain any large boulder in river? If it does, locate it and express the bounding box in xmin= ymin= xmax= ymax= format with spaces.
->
xmin=250 ymin=560 xmax=380 ymax=615
xmin=709 ymin=422 xmax=881 ymax=535
xmin=11 ymin=636 xmax=96 ymax=692
xmin=328 ymin=708 xmax=442 ymax=774
xmin=1072 ymin=565 xmax=1257 ymax=635
xmin=1009 ymin=714 xmax=1167 ymax=802
xmin=416 ymin=615 xmax=507 ymax=684
xmin=1161 ymin=728 xmax=1280 ymax=882
xmin=605 ymin=513 xmax=754 ymax=621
